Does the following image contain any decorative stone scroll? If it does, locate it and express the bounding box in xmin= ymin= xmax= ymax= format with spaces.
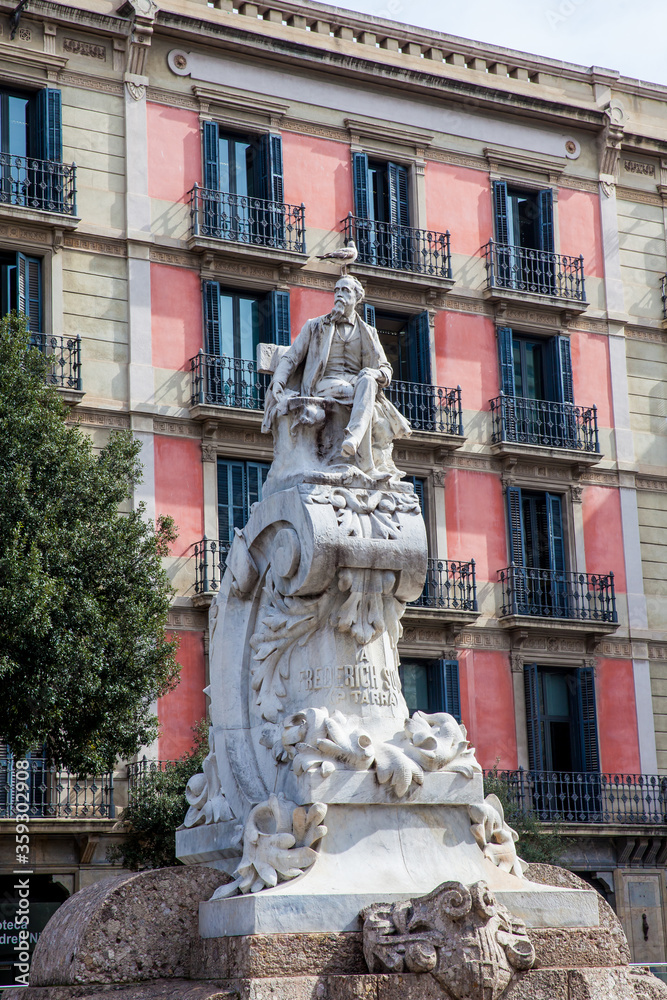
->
xmin=362 ymin=880 xmax=536 ymax=1000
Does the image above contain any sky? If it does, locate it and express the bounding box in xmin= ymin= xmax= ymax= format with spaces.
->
xmin=334 ymin=0 xmax=667 ymax=87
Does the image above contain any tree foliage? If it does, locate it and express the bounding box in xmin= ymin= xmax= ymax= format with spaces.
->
xmin=484 ymin=764 xmax=571 ymax=867
xmin=0 ymin=313 xmax=180 ymax=773
xmin=108 ymin=723 xmax=208 ymax=870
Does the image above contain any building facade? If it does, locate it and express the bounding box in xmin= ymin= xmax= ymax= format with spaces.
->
xmin=1 ymin=0 xmax=667 ymax=975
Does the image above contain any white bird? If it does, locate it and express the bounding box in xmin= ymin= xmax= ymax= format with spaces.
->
xmin=316 ymin=239 xmax=358 ymax=273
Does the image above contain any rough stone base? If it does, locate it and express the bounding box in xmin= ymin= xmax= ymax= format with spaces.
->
xmin=5 ymin=968 xmax=667 ymax=1000
xmin=8 ymin=864 xmax=666 ymax=1000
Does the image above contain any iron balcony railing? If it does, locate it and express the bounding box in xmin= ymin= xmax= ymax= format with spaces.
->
xmin=409 ymin=558 xmax=477 ymax=612
xmin=662 ymin=274 xmax=667 ymax=320
xmin=482 ymin=239 xmax=586 ymax=302
xmin=126 ymin=757 xmax=178 ymax=792
xmin=486 ymin=769 xmax=667 ymax=825
xmin=343 ymin=212 xmax=452 ymax=277
xmin=189 ymin=183 xmax=306 ymax=253
xmin=490 ymin=394 xmax=599 ymax=453
xmin=499 ymin=564 xmax=617 ymax=623
xmin=387 ymin=380 xmax=463 ymax=435
xmin=31 ymin=333 xmax=82 ymax=391
xmin=190 ymin=351 xmax=268 ymax=409
xmin=194 ymin=536 xmax=228 ymax=595
xmin=0 ymin=154 xmax=77 ymax=215
xmin=0 ymin=757 xmax=114 ymax=819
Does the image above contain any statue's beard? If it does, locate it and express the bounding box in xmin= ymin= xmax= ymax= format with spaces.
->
xmin=330 ymin=301 xmax=348 ymax=322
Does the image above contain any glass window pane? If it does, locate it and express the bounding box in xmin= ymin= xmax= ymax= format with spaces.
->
xmin=235 ymin=141 xmax=251 ymax=198
xmin=543 ymin=671 xmax=570 ymax=717
xmin=219 ymin=294 xmax=234 ymax=357
xmin=400 ymin=661 xmax=429 ymax=715
xmin=219 ymin=137 xmax=231 ymax=194
xmin=6 ymin=95 xmax=28 ymax=157
xmin=238 ymin=296 xmax=259 ymax=360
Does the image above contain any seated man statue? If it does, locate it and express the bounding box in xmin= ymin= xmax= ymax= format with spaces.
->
xmin=261 ymin=275 xmax=411 ymax=478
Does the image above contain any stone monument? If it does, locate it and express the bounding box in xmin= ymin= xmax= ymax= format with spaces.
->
xmin=17 ymin=272 xmax=667 ymax=1000
xmin=174 ymin=274 xmax=595 ymax=940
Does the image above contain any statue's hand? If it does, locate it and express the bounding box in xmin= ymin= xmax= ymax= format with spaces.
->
xmin=271 ymin=380 xmax=286 ymax=400
xmin=359 ymin=367 xmax=383 ymax=383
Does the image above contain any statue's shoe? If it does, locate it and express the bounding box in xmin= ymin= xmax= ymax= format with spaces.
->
xmin=341 ymin=432 xmax=359 ymax=458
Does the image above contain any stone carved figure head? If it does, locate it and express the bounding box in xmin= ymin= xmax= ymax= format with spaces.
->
xmin=331 ymin=275 xmax=365 ymax=322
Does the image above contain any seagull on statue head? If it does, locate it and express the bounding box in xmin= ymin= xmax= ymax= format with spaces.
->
xmin=316 ymin=239 xmax=358 ymax=274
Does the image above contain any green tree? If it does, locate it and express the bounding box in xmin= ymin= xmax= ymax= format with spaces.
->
xmin=0 ymin=312 xmax=180 ymax=774
xmin=108 ymin=723 xmax=208 ymax=870
xmin=484 ymin=764 xmax=571 ymax=867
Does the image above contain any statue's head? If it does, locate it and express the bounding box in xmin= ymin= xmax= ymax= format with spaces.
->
xmin=332 ymin=275 xmax=365 ymax=319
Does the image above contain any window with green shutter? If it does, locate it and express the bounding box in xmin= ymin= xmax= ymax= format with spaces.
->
xmin=217 ymin=458 xmax=270 ymax=554
xmin=399 ymin=659 xmax=461 ymax=721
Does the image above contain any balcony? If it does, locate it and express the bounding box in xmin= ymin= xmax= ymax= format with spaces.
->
xmin=489 ymin=394 xmax=600 ymax=467
xmin=0 ymin=153 xmax=77 ymax=222
xmin=482 ymin=240 xmax=587 ymax=315
xmin=188 ymin=184 xmax=307 ymax=265
xmin=33 ymin=333 xmax=83 ymax=404
xmin=402 ymin=557 xmax=479 ymax=635
xmin=342 ymin=213 xmax=454 ymax=293
xmin=498 ymin=564 xmax=617 ymax=635
xmin=0 ymin=756 xmax=114 ymax=819
xmin=386 ymin=380 xmax=464 ymax=449
xmin=193 ymin=536 xmax=227 ymax=605
xmin=487 ymin=769 xmax=667 ymax=826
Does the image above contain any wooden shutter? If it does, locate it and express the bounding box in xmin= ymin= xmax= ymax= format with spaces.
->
xmin=268 ymin=290 xmax=290 ymax=346
xmin=363 ymin=303 xmax=376 ymax=326
xmin=555 ymin=336 xmax=574 ymax=404
xmin=537 ymin=189 xmax=555 ymax=253
xmin=203 ymin=281 xmax=221 ymax=355
xmin=497 ymin=326 xmax=515 ymax=396
xmin=203 ymin=121 xmax=220 ymax=190
xmin=257 ymin=134 xmax=284 ymax=203
xmin=217 ymin=459 xmax=247 ymax=547
xmin=576 ymin=666 xmax=600 ymax=773
xmin=17 ymin=254 xmax=42 ymax=333
xmin=35 ymin=88 xmax=62 ymax=161
xmin=492 ymin=180 xmax=509 ymax=244
xmin=545 ymin=493 xmax=565 ymax=574
xmin=406 ymin=311 xmax=432 ymax=384
xmin=506 ymin=486 xmax=525 ymax=565
xmin=440 ymin=660 xmax=461 ymax=721
xmin=387 ymin=163 xmax=410 ymax=227
xmin=353 ymin=152 xmax=370 ymax=219
xmin=524 ymin=664 xmax=545 ymax=771
xmin=247 ymin=461 xmax=268 ymax=508
xmin=409 ymin=476 xmax=425 ymax=513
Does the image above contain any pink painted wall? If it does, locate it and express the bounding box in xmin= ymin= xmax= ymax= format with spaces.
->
xmin=290 ymin=286 xmax=332 ymax=341
xmin=425 ymin=162 xmax=492 ymax=254
xmin=151 ymin=263 xmax=202 ymax=370
xmin=557 ymin=188 xmax=604 ymax=279
xmin=282 ymin=132 xmax=352 ymax=235
xmin=582 ymin=486 xmax=627 ymax=592
xmin=569 ymin=329 xmax=612 ymax=427
xmin=444 ymin=469 xmax=507 ymax=583
xmin=158 ymin=630 xmax=206 ymax=759
xmin=596 ymin=659 xmax=641 ymax=773
xmin=435 ymin=311 xmax=499 ymax=409
xmin=147 ymin=103 xmax=201 ymax=201
xmin=154 ymin=435 xmax=204 ymax=559
xmin=464 ymin=650 xmax=517 ymax=770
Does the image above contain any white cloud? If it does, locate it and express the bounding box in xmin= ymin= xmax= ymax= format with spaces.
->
xmin=336 ymin=0 xmax=667 ymax=86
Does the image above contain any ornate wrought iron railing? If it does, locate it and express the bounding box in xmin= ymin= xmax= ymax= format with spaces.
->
xmin=485 ymin=769 xmax=667 ymax=825
xmin=189 ymin=183 xmax=306 ymax=252
xmin=194 ymin=536 xmax=228 ymax=595
xmin=343 ymin=212 xmax=451 ymax=277
xmin=490 ymin=394 xmax=599 ymax=452
xmin=662 ymin=274 xmax=667 ymax=320
xmin=482 ymin=240 xmax=586 ymax=302
xmin=386 ymin=381 xmax=463 ymax=435
xmin=190 ymin=351 xmax=269 ymax=409
xmin=409 ymin=558 xmax=477 ymax=611
xmin=31 ymin=333 xmax=82 ymax=391
xmin=126 ymin=757 xmax=178 ymax=792
xmin=498 ymin=565 xmax=617 ymax=622
xmin=0 ymin=154 xmax=77 ymax=215
xmin=0 ymin=756 xmax=114 ymax=818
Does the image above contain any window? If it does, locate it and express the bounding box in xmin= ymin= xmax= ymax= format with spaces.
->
xmin=352 ymin=152 xmax=412 ymax=268
xmin=200 ymin=283 xmax=289 ymax=409
xmin=399 ymin=659 xmax=460 ymax=720
xmin=492 ymin=180 xmax=554 ymax=294
xmin=524 ymin=664 xmax=600 ymax=815
xmin=0 ymin=87 xmax=64 ymax=211
xmin=497 ymin=328 xmax=578 ymax=448
xmin=202 ymin=124 xmax=284 ymax=246
xmin=0 ymin=745 xmax=47 ymax=817
xmin=507 ymin=487 xmax=568 ymax=616
xmin=217 ymin=459 xmax=270 ymax=554
xmin=0 ymin=251 xmax=42 ymax=332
